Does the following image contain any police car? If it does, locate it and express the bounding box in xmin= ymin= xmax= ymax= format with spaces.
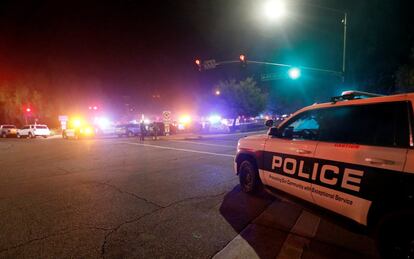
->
xmin=235 ymin=91 xmax=414 ymax=258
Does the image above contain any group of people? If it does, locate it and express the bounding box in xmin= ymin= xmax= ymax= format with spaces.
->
xmin=139 ymin=122 xmax=159 ymax=141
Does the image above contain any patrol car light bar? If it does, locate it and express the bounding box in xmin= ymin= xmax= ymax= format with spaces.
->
xmin=331 ymin=90 xmax=385 ymax=103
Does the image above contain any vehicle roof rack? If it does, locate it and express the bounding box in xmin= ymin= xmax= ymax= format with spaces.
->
xmin=330 ymin=90 xmax=385 ymax=103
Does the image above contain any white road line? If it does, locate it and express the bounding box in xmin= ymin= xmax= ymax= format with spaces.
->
xmin=276 ymin=210 xmax=321 ymax=259
xmin=167 ymin=140 xmax=234 ymax=148
xmin=118 ymin=141 xmax=235 ymax=158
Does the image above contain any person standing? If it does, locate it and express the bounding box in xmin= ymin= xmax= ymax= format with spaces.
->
xmin=153 ymin=123 xmax=158 ymax=140
xmin=139 ymin=121 xmax=146 ymax=142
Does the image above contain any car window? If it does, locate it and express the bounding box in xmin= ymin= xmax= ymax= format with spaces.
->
xmin=279 ymin=110 xmax=321 ymax=140
xmin=318 ymin=101 xmax=410 ymax=148
xmin=35 ymin=126 xmax=47 ymax=129
xmin=2 ymin=125 xmax=15 ymax=129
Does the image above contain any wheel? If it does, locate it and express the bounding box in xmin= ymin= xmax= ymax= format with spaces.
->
xmin=28 ymin=132 xmax=34 ymax=139
xmin=2 ymin=132 xmax=6 ymax=138
xmin=17 ymin=133 xmax=21 ymax=139
xmin=239 ymin=160 xmax=262 ymax=193
xmin=376 ymin=214 xmax=414 ymax=259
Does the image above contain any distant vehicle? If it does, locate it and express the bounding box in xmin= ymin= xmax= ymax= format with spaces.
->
xmin=115 ymin=124 xmax=140 ymax=137
xmin=147 ymin=122 xmax=165 ymax=136
xmin=235 ymin=91 xmax=414 ymax=258
xmin=0 ymin=125 xmax=17 ymax=138
xmin=17 ymin=124 xmax=50 ymax=138
xmin=62 ymin=117 xmax=95 ymax=139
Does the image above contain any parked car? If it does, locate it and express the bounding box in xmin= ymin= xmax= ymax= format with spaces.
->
xmin=17 ymin=124 xmax=51 ymax=138
xmin=0 ymin=125 xmax=17 ymax=138
xmin=115 ymin=124 xmax=141 ymax=137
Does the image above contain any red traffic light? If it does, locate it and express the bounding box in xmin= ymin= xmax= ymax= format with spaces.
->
xmin=195 ymin=59 xmax=203 ymax=71
xmin=239 ymin=54 xmax=246 ymax=62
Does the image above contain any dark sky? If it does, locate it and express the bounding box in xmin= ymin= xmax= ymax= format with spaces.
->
xmin=0 ymin=0 xmax=413 ymax=114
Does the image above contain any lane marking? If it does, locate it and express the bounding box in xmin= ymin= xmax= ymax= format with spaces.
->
xmin=167 ymin=140 xmax=235 ymax=148
xmin=276 ymin=210 xmax=320 ymax=259
xmin=118 ymin=142 xmax=235 ymax=158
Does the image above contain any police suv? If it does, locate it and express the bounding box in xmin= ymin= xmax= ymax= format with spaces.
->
xmin=235 ymin=91 xmax=414 ymax=258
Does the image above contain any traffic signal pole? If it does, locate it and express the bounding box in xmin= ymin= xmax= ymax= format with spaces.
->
xmin=198 ymin=59 xmax=343 ymax=78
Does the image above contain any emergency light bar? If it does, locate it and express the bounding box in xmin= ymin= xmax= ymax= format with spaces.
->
xmin=331 ymin=90 xmax=385 ymax=103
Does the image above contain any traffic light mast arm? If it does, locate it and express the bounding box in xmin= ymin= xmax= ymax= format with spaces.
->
xmin=214 ymin=59 xmax=343 ymax=77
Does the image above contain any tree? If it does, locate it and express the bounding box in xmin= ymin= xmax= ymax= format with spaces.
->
xmin=0 ymin=80 xmax=56 ymax=125
xmin=395 ymin=47 xmax=414 ymax=93
xmin=215 ymin=77 xmax=267 ymax=129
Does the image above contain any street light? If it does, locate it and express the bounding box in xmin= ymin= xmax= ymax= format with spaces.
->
xmin=262 ymin=1 xmax=347 ymax=81
xmin=215 ymin=90 xmax=221 ymax=96
xmin=288 ymin=67 xmax=301 ymax=80
xmin=263 ymin=0 xmax=287 ymax=21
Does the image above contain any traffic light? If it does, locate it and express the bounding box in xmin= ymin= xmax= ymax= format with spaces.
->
xmin=195 ymin=59 xmax=202 ymax=71
xmin=239 ymin=54 xmax=247 ymax=67
xmin=288 ymin=67 xmax=301 ymax=80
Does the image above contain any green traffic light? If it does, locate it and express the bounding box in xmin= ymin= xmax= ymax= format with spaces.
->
xmin=288 ymin=67 xmax=301 ymax=80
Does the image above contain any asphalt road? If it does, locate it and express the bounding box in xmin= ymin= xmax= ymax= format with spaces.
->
xmin=0 ymin=133 xmax=379 ymax=258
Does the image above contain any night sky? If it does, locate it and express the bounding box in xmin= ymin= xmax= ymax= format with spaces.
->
xmin=0 ymin=0 xmax=413 ymax=115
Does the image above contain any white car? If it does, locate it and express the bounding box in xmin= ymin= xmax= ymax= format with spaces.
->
xmin=17 ymin=124 xmax=51 ymax=138
xmin=235 ymin=91 xmax=414 ymax=258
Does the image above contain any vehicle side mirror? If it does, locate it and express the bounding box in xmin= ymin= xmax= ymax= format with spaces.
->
xmin=265 ymin=119 xmax=274 ymax=127
xmin=284 ymin=126 xmax=294 ymax=139
xmin=268 ymin=127 xmax=281 ymax=137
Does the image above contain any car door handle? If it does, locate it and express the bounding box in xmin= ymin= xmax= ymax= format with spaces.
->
xmin=365 ymin=157 xmax=395 ymax=165
xmin=296 ymin=149 xmax=312 ymax=154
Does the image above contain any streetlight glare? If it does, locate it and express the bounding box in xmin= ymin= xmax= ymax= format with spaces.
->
xmin=264 ymin=0 xmax=287 ymax=20
xmin=288 ymin=67 xmax=301 ymax=79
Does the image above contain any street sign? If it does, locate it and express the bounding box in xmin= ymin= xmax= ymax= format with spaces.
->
xmin=162 ymin=111 xmax=171 ymax=122
xmin=261 ymin=72 xmax=283 ymax=82
xmin=162 ymin=111 xmax=172 ymax=136
xmin=203 ymin=59 xmax=217 ymax=70
xmin=58 ymin=115 xmax=68 ymax=122
xmin=58 ymin=115 xmax=68 ymax=130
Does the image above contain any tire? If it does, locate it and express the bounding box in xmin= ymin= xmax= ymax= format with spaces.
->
xmin=2 ymin=132 xmax=6 ymax=138
xmin=17 ymin=133 xmax=21 ymax=139
xmin=376 ymin=214 xmax=414 ymax=259
xmin=28 ymin=132 xmax=34 ymax=139
xmin=239 ymin=160 xmax=262 ymax=194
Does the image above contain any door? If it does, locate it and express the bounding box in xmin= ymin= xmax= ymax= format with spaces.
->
xmin=312 ymin=101 xmax=410 ymax=225
xmin=263 ymin=110 xmax=322 ymax=203
xmin=20 ymin=126 xmax=29 ymax=136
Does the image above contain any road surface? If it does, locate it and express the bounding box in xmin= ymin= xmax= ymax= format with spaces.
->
xmin=0 ymin=133 xmax=379 ymax=258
